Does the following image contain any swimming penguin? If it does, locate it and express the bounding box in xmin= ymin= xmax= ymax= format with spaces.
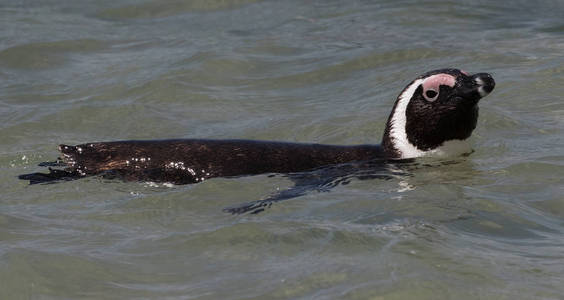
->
xmin=19 ymin=69 xmax=495 ymax=192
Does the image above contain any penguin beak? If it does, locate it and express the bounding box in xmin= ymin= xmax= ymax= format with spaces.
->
xmin=472 ymin=73 xmax=495 ymax=98
xmin=455 ymin=73 xmax=495 ymax=105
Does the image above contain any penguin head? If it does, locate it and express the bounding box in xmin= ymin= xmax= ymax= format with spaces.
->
xmin=382 ymin=68 xmax=495 ymax=159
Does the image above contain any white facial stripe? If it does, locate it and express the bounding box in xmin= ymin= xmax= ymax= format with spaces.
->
xmin=389 ymin=79 xmax=426 ymax=158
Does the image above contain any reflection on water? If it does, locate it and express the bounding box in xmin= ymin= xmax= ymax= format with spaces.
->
xmin=1 ymin=0 xmax=564 ymax=298
xmin=0 ymin=39 xmax=107 ymax=69
xmin=97 ymin=0 xmax=263 ymax=20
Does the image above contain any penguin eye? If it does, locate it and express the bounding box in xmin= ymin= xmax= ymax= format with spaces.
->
xmin=423 ymin=89 xmax=438 ymax=102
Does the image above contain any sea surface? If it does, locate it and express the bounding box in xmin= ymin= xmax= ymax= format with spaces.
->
xmin=1 ymin=0 xmax=564 ymax=299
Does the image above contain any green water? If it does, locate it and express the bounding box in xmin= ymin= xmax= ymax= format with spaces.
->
xmin=1 ymin=0 xmax=564 ymax=299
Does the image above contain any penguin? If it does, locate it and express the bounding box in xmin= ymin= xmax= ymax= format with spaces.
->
xmin=19 ymin=68 xmax=495 ymax=205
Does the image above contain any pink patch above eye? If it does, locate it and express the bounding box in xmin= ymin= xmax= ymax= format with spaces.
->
xmin=460 ymin=70 xmax=469 ymax=76
xmin=422 ymin=74 xmax=456 ymax=92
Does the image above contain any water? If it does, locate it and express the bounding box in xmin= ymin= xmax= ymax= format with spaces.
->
xmin=1 ymin=0 xmax=564 ymax=298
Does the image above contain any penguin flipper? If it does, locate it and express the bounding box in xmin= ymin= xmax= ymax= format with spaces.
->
xmin=37 ymin=158 xmax=66 ymax=167
xmin=222 ymin=185 xmax=311 ymax=215
xmin=18 ymin=168 xmax=81 ymax=185
xmin=223 ymin=160 xmax=404 ymax=215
